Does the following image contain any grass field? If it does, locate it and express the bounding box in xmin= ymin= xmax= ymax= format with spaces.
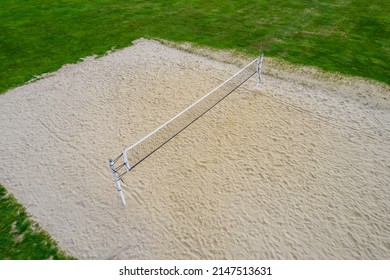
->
xmin=0 ymin=0 xmax=389 ymax=259
xmin=0 ymin=185 xmax=73 ymax=259
xmin=0 ymin=0 xmax=389 ymax=94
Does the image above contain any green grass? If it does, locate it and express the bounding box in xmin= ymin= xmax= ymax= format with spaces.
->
xmin=0 ymin=0 xmax=389 ymax=94
xmin=0 ymin=184 xmax=74 ymax=259
xmin=0 ymin=0 xmax=388 ymax=259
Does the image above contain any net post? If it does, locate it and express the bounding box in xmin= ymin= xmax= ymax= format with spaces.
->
xmin=123 ymin=150 xmax=131 ymax=172
xmin=109 ymin=159 xmax=127 ymax=206
xmin=256 ymin=54 xmax=264 ymax=87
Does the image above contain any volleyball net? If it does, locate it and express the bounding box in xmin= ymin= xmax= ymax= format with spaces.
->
xmin=109 ymin=54 xmax=264 ymax=205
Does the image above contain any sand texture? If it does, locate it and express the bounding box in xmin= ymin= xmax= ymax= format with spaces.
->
xmin=1 ymin=39 xmax=389 ymax=259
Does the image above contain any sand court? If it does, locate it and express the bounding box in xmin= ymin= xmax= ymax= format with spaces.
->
xmin=0 ymin=39 xmax=389 ymax=259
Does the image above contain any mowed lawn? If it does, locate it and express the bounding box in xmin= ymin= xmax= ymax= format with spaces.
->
xmin=0 ymin=0 xmax=389 ymax=94
xmin=0 ymin=0 xmax=389 ymax=259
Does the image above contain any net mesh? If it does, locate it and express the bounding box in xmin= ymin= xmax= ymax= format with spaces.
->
xmin=114 ymin=58 xmax=259 ymax=175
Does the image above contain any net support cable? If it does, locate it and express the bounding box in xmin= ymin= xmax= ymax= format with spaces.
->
xmin=109 ymin=54 xmax=264 ymax=205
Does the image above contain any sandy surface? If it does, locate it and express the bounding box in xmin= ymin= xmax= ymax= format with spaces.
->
xmin=1 ymin=39 xmax=389 ymax=259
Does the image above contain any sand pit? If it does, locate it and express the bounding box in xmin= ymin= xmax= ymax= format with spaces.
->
xmin=0 ymin=39 xmax=390 ymax=259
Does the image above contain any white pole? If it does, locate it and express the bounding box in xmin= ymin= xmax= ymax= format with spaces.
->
xmin=109 ymin=159 xmax=126 ymax=206
xmin=256 ymin=54 xmax=264 ymax=87
xmin=123 ymin=150 xmax=130 ymax=172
